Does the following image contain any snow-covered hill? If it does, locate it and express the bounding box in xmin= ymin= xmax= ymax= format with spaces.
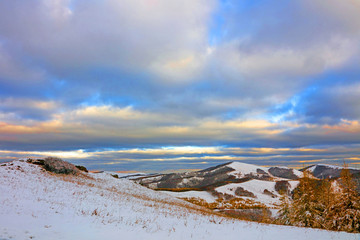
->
xmin=214 ymin=179 xmax=299 ymax=207
xmin=304 ymin=164 xmax=360 ymax=179
xmin=136 ymin=161 xmax=304 ymax=208
xmin=135 ymin=161 xmax=303 ymax=190
xmin=227 ymin=162 xmax=303 ymax=180
xmin=1 ymin=160 xmax=358 ymax=240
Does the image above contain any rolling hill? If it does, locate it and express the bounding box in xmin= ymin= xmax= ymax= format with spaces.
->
xmin=1 ymin=159 xmax=358 ymax=239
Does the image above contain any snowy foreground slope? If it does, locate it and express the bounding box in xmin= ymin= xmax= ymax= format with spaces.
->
xmin=0 ymin=160 xmax=358 ymax=240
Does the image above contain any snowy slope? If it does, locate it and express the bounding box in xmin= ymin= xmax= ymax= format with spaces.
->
xmin=227 ymin=161 xmax=269 ymax=177
xmin=135 ymin=161 xmax=303 ymax=191
xmin=0 ymin=160 xmax=358 ymax=240
xmin=308 ymin=164 xmax=342 ymax=171
xmin=215 ymin=180 xmax=299 ymax=207
xmin=226 ymin=162 xmax=303 ymax=180
xmin=162 ymin=190 xmax=217 ymax=203
xmin=134 ymin=161 xmax=304 ymax=208
xmin=305 ymin=164 xmax=360 ymax=179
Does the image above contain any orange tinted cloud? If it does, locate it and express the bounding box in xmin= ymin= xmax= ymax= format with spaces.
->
xmin=323 ymin=119 xmax=360 ymax=133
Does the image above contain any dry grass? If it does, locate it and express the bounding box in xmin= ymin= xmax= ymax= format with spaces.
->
xmin=182 ymin=197 xmax=268 ymax=210
xmin=181 ymin=197 xmax=273 ymax=223
xmin=154 ymin=188 xmax=203 ymax=192
xmin=48 ymin=169 xmax=231 ymax=223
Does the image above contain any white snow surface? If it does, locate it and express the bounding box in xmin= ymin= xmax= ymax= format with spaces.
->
xmin=227 ymin=162 xmax=269 ymax=177
xmin=292 ymin=169 xmax=304 ymax=178
xmin=0 ymin=160 xmax=358 ymax=240
xmin=227 ymin=162 xmax=304 ymax=179
xmin=307 ymin=164 xmax=342 ymax=172
xmin=215 ymin=180 xmax=280 ymax=206
xmin=307 ymin=164 xmax=359 ymax=172
xmin=161 ymin=190 xmax=217 ymax=203
xmin=177 ymin=180 xmax=300 ymax=208
xmin=178 ymin=176 xmax=204 ymax=188
xmin=288 ymin=180 xmax=300 ymax=191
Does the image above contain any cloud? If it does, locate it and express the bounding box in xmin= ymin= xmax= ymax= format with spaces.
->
xmin=0 ymin=0 xmax=358 ymax=119
xmin=2 ymin=144 xmax=360 ymax=171
xmin=0 ymin=1 xmax=359 ymax=170
xmin=282 ymin=82 xmax=360 ymax=124
xmin=0 ymin=103 xmax=359 ymax=152
xmin=0 ymin=44 xmax=45 ymax=84
xmin=201 ymin=0 xmax=360 ymax=105
xmin=0 ymin=0 xmax=214 ymax=80
xmin=308 ymin=0 xmax=360 ymax=35
xmin=324 ymin=120 xmax=360 ymax=134
xmin=204 ymin=36 xmax=355 ymax=103
xmin=0 ymin=97 xmax=59 ymax=121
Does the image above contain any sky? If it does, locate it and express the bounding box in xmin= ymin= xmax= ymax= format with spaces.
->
xmin=0 ymin=0 xmax=360 ymax=172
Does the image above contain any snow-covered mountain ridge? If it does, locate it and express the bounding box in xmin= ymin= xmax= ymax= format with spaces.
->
xmin=304 ymin=164 xmax=360 ymax=179
xmin=133 ymin=161 xmax=303 ymax=207
xmin=134 ymin=161 xmax=360 ymax=208
xmin=1 ymin=159 xmax=358 ymax=239
xmin=134 ymin=161 xmax=303 ymax=189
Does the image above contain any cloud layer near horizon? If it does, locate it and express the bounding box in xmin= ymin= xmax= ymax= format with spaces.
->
xmin=0 ymin=0 xmax=359 ymax=170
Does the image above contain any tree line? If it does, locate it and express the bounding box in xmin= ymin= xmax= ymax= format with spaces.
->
xmin=277 ymin=164 xmax=360 ymax=233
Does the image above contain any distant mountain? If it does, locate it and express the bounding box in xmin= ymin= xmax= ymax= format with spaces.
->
xmin=132 ymin=161 xmax=305 ymax=208
xmin=302 ymin=164 xmax=360 ymax=193
xmin=134 ymin=161 xmax=303 ymax=191
xmin=302 ymin=164 xmax=360 ymax=179
xmin=133 ymin=161 xmax=360 ymax=208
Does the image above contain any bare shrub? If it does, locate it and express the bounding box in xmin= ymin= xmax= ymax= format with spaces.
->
xmin=275 ymin=180 xmax=291 ymax=195
xmin=42 ymin=157 xmax=80 ymax=175
xmin=234 ymin=187 xmax=256 ymax=198
xmin=75 ymin=165 xmax=88 ymax=172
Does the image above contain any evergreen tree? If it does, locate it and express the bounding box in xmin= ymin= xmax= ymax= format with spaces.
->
xmin=276 ymin=193 xmax=292 ymax=225
xmin=277 ymin=170 xmax=329 ymax=229
xmin=324 ymin=164 xmax=360 ymax=232
xmin=277 ymin=164 xmax=360 ymax=232
xmin=319 ymin=179 xmax=334 ymax=210
xmin=289 ymin=170 xmax=325 ymax=228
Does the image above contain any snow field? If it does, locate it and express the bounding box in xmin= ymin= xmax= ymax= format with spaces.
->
xmin=214 ymin=179 xmax=300 ymax=207
xmin=0 ymin=160 xmax=358 ymax=240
